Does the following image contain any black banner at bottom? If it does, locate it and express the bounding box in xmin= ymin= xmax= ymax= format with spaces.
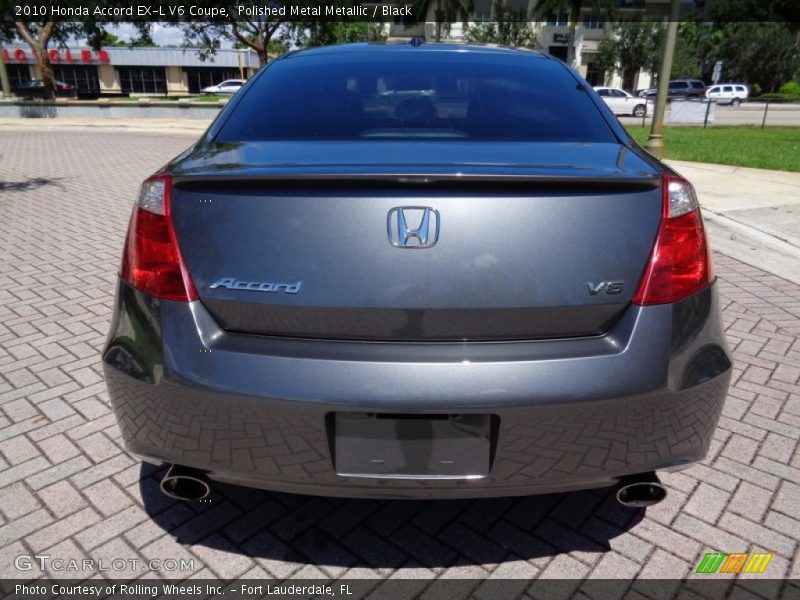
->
xmin=1 ymin=578 xmax=798 ymax=600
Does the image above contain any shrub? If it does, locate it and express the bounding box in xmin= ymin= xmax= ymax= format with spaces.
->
xmin=778 ymin=80 xmax=800 ymax=95
xmin=759 ymin=93 xmax=800 ymax=103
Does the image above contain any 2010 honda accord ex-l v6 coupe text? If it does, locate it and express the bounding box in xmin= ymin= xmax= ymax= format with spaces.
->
xmin=103 ymin=43 xmax=732 ymax=506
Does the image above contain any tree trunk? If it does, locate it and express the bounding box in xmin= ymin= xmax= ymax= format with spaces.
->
xmin=35 ymin=50 xmax=55 ymax=100
xmin=566 ymin=0 xmax=582 ymax=67
xmin=257 ymin=46 xmax=268 ymax=67
xmin=622 ymin=69 xmax=636 ymax=92
xmin=435 ymin=12 xmax=443 ymax=42
xmin=15 ymin=21 xmax=57 ymax=100
xmin=230 ymin=21 xmax=271 ymax=68
xmin=566 ymin=23 xmax=576 ymax=67
xmin=256 ymin=31 xmax=272 ymax=67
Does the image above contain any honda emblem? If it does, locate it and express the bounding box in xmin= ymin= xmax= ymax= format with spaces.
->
xmin=387 ymin=207 xmax=440 ymax=248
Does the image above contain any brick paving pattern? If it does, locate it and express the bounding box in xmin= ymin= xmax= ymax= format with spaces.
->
xmin=0 ymin=130 xmax=798 ymax=584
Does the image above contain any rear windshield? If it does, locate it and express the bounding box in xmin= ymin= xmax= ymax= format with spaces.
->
xmin=216 ymin=51 xmax=615 ymax=143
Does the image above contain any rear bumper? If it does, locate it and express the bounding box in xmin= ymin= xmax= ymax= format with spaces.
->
xmin=103 ymin=280 xmax=731 ymax=499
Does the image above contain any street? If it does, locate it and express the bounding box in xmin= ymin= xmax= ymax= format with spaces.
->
xmin=620 ymin=103 xmax=800 ymax=127
xmin=707 ymin=104 xmax=800 ymax=127
xmin=0 ymin=129 xmax=798 ymax=586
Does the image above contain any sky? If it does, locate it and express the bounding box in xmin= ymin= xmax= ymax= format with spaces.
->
xmin=100 ymin=22 xmax=234 ymax=48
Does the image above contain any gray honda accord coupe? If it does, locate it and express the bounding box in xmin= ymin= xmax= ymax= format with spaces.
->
xmin=103 ymin=43 xmax=731 ymax=505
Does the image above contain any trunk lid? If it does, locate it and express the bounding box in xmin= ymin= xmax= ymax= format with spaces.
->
xmin=170 ymin=141 xmax=662 ymax=341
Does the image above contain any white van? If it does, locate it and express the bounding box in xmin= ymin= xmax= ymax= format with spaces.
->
xmin=705 ymin=84 xmax=749 ymax=106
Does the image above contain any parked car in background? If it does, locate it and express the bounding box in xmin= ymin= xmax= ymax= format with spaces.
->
xmin=200 ymin=79 xmax=245 ymax=94
xmin=104 ymin=43 xmax=731 ymax=506
xmin=12 ymin=80 xmax=77 ymax=99
xmin=594 ymin=86 xmax=650 ymax=117
xmin=705 ymin=84 xmax=749 ymax=106
xmin=640 ymin=79 xmax=707 ymax=99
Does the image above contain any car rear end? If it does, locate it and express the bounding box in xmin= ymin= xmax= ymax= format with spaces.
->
xmin=736 ymin=85 xmax=750 ymax=100
xmin=689 ymin=79 xmax=707 ymax=97
xmin=103 ymin=45 xmax=731 ymax=499
xmin=57 ymin=81 xmax=78 ymax=99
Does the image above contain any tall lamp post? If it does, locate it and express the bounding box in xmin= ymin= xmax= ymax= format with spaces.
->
xmin=644 ymin=0 xmax=681 ymax=158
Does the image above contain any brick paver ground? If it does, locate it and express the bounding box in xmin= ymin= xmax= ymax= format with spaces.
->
xmin=0 ymin=130 xmax=798 ymax=585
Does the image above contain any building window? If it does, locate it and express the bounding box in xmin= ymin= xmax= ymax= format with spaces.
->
xmin=6 ymin=64 xmax=31 ymax=87
xmin=582 ymin=17 xmax=605 ymax=29
xmin=53 ymin=65 xmax=100 ymax=95
xmin=585 ymin=65 xmax=605 ymax=86
xmin=117 ymin=67 xmax=167 ymax=95
xmin=183 ymin=67 xmax=240 ymax=94
xmin=547 ymin=13 xmax=569 ymax=26
xmin=583 ymin=53 xmax=604 ymax=86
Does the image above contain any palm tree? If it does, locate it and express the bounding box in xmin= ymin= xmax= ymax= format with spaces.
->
xmin=532 ymin=0 xmax=618 ymax=67
xmin=414 ymin=0 xmax=475 ymax=42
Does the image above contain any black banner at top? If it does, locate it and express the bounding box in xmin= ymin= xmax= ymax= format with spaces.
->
xmin=2 ymin=0 xmax=799 ymax=23
xmin=5 ymin=1 xmax=418 ymax=22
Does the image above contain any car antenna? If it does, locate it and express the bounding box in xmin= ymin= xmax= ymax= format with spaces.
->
xmin=409 ymin=36 xmax=425 ymax=47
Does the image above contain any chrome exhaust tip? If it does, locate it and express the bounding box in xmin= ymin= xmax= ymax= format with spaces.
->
xmin=160 ymin=464 xmax=211 ymax=501
xmin=615 ymin=472 xmax=666 ymax=508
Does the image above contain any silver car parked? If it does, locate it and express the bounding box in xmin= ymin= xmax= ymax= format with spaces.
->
xmin=594 ymin=86 xmax=650 ymax=117
xmin=200 ymin=78 xmax=245 ymax=94
xmin=104 ymin=43 xmax=731 ymax=507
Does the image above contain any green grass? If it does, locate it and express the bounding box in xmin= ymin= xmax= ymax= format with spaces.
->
xmin=625 ymin=126 xmax=800 ymax=172
xmin=192 ymin=94 xmax=229 ymax=102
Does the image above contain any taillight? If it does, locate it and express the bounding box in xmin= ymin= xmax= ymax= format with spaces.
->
xmin=120 ymin=173 xmax=197 ymax=301
xmin=632 ymin=175 xmax=712 ymax=306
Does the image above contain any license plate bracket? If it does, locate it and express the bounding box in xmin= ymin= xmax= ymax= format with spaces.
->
xmin=333 ymin=413 xmax=493 ymax=479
